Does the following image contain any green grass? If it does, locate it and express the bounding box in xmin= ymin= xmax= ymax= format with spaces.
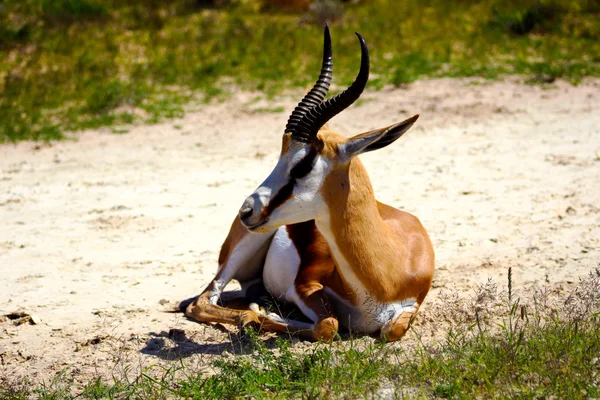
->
xmin=1 ymin=0 xmax=599 ymax=142
xmin=2 ymin=268 xmax=599 ymax=399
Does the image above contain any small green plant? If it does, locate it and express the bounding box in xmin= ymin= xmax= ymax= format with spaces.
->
xmin=252 ymin=106 xmax=285 ymax=113
xmin=433 ymin=382 xmax=460 ymax=399
xmin=85 ymin=80 xmax=145 ymax=114
xmin=391 ymin=52 xmax=439 ymax=86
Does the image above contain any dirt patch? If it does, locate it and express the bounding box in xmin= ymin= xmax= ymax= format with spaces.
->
xmin=1 ymin=77 xmax=599 ymax=385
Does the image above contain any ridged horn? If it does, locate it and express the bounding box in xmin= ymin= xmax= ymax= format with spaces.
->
xmin=290 ymin=32 xmax=369 ymax=143
xmin=285 ymin=25 xmax=333 ymax=142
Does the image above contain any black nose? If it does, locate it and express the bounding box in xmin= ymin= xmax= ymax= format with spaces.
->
xmin=239 ymin=206 xmax=253 ymax=221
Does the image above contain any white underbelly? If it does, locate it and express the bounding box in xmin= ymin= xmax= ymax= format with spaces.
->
xmin=263 ymin=226 xmax=301 ymax=301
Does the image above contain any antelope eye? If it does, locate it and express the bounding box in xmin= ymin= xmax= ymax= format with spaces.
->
xmin=290 ymin=151 xmax=317 ymax=179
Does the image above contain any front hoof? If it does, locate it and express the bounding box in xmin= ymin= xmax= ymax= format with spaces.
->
xmin=380 ymin=315 xmax=412 ymax=342
xmin=313 ymin=317 xmax=339 ymax=342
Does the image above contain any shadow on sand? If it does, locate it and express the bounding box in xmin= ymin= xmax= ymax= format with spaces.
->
xmin=141 ymin=294 xmax=310 ymax=360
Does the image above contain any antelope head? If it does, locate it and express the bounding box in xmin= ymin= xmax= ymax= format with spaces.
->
xmin=239 ymin=26 xmax=419 ymax=233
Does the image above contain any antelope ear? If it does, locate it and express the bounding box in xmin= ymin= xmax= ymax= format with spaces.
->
xmin=339 ymin=114 xmax=419 ymax=160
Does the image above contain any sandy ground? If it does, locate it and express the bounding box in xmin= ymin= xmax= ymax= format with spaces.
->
xmin=1 ymin=77 xmax=599 ymax=386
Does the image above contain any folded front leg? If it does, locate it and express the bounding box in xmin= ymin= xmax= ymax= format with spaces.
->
xmin=290 ymin=281 xmax=339 ymax=342
xmin=380 ymin=302 xmax=421 ymax=342
xmin=185 ymin=215 xmax=275 ymax=327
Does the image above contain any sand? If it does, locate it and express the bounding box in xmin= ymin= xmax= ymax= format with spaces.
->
xmin=1 ymin=77 xmax=599 ymax=385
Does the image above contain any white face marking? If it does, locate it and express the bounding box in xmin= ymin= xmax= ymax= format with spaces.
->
xmin=241 ymin=140 xmax=333 ymax=233
xmin=266 ymin=155 xmax=330 ymax=226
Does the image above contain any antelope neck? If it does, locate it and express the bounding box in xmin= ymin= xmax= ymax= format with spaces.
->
xmin=315 ymin=158 xmax=406 ymax=303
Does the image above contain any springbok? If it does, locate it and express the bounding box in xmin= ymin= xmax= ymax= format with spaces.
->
xmin=185 ymin=26 xmax=435 ymax=342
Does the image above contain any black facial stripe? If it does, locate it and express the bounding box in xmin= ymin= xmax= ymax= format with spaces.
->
xmin=262 ymin=179 xmax=294 ymax=218
xmin=262 ymin=147 xmax=319 ymax=218
xmin=290 ymin=148 xmax=318 ymax=179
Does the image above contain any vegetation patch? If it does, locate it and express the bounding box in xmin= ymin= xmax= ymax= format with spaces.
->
xmin=1 ymin=0 xmax=599 ymax=142
xmin=2 ymin=268 xmax=599 ymax=399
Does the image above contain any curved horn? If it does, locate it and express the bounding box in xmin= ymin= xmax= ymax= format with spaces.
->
xmin=285 ymin=25 xmax=333 ymax=142
xmin=292 ymin=32 xmax=369 ymax=142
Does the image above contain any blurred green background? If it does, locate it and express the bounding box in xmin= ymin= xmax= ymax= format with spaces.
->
xmin=1 ymin=0 xmax=599 ymax=142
